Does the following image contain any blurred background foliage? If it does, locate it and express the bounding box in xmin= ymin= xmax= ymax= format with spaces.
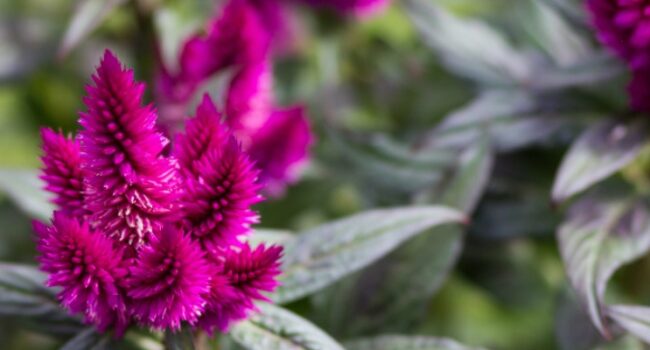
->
xmin=1 ymin=0 xmax=649 ymax=349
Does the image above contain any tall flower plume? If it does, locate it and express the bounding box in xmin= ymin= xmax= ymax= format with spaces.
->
xmin=197 ymin=243 xmax=282 ymax=334
xmin=176 ymin=95 xmax=262 ymax=251
xmin=126 ymin=226 xmax=212 ymax=330
xmin=39 ymin=129 xmax=87 ymax=217
xmin=35 ymin=50 xmax=282 ymax=336
xmin=79 ymin=51 xmax=179 ymax=246
xmin=588 ymin=0 xmax=650 ymax=112
xmin=34 ymin=212 xmax=128 ymax=333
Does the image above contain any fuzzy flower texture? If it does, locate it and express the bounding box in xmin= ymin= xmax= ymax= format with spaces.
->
xmin=34 ymin=51 xmax=282 ymax=336
xmin=588 ymin=0 xmax=650 ymax=112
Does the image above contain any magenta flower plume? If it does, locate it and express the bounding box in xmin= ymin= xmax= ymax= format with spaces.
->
xmin=222 ymin=243 xmax=283 ymax=301
xmin=125 ymin=226 xmax=211 ymax=330
xmin=176 ymin=96 xmax=263 ymax=250
xmin=195 ymin=267 xmax=249 ymax=334
xmin=39 ymin=128 xmax=87 ymax=217
xmin=34 ymin=212 xmax=128 ymax=333
xmin=174 ymin=95 xmax=229 ymax=175
xmin=226 ymin=61 xmax=275 ymax=140
xmin=79 ymin=50 xmax=179 ymax=246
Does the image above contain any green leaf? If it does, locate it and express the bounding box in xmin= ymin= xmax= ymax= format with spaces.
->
xmin=229 ymin=303 xmax=344 ymax=350
xmin=0 ymin=169 xmax=54 ymax=220
xmin=0 ymin=263 xmax=82 ymax=335
xmin=164 ymin=328 xmax=195 ymax=350
xmin=422 ymin=90 xmax=568 ymax=152
xmin=404 ymin=0 xmax=531 ymax=86
xmin=247 ymin=229 xmax=295 ymax=248
xmin=606 ymin=305 xmax=650 ymax=345
xmin=59 ymin=0 xmax=126 ymax=58
xmin=558 ymin=196 xmax=650 ymax=338
xmin=345 ymin=335 xmax=486 ymax=350
xmin=273 ymin=206 xmax=464 ymax=304
xmin=552 ymin=119 xmax=649 ymax=203
xmin=315 ymin=140 xmax=490 ymax=336
xmin=60 ymin=328 xmax=109 ymax=350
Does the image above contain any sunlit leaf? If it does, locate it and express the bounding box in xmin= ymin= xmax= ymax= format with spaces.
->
xmin=273 ymin=206 xmax=465 ymax=304
xmin=229 ymin=303 xmax=344 ymax=350
xmin=0 ymin=169 xmax=53 ymax=221
xmin=552 ymin=119 xmax=649 ymax=203
xmin=558 ymin=196 xmax=650 ymax=338
xmin=345 ymin=335 xmax=487 ymax=350
xmin=59 ymin=0 xmax=126 ymax=58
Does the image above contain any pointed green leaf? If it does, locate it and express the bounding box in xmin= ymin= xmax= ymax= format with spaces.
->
xmin=229 ymin=303 xmax=344 ymax=350
xmin=59 ymin=0 xmax=126 ymax=58
xmin=552 ymin=119 xmax=649 ymax=203
xmin=0 ymin=169 xmax=54 ymax=220
xmin=405 ymin=0 xmax=531 ymax=85
xmin=273 ymin=206 xmax=464 ymax=304
xmin=60 ymin=328 xmax=109 ymax=350
xmin=558 ymin=196 xmax=650 ymax=338
xmin=345 ymin=335 xmax=486 ymax=350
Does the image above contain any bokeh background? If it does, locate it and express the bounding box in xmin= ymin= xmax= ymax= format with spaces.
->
xmin=1 ymin=0 xmax=647 ymax=349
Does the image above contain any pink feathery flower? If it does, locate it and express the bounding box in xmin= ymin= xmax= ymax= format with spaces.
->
xmin=176 ymin=96 xmax=262 ymax=250
xmin=174 ymin=95 xmax=230 ymax=175
xmin=195 ymin=267 xmax=249 ymax=334
xmin=39 ymin=129 xmax=87 ymax=217
xmin=125 ymin=226 xmax=211 ymax=330
xmin=79 ymin=50 xmax=179 ymax=246
xmin=221 ymin=243 xmax=283 ymax=301
xmin=196 ymin=244 xmax=282 ymax=334
xmin=226 ymin=62 xmax=312 ymax=193
xmin=297 ymin=0 xmax=389 ymax=16
xmin=34 ymin=212 xmax=128 ymax=334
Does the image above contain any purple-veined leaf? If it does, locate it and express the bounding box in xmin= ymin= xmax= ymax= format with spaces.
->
xmin=229 ymin=303 xmax=344 ymax=350
xmin=345 ymin=335 xmax=486 ymax=350
xmin=607 ymin=305 xmax=650 ymax=344
xmin=273 ymin=206 xmax=465 ymax=304
xmin=558 ymin=196 xmax=650 ymax=338
xmin=0 ymin=169 xmax=54 ymax=221
xmin=552 ymin=119 xmax=649 ymax=203
xmin=59 ymin=0 xmax=126 ymax=58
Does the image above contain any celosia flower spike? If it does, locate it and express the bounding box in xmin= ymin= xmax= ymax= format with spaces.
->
xmin=177 ymin=98 xmax=262 ymax=250
xmin=194 ymin=267 xmax=249 ymax=334
xmin=222 ymin=243 xmax=283 ymax=301
xmin=34 ymin=212 xmax=128 ymax=333
xmin=174 ymin=94 xmax=229 ymax=175
xmin=79 ymin=50 xmax=179 ymax=246
xmin=39 ymin=128 xmax=87 ymax=217
xmin=125 ymin=226 xmax=212 ymax=330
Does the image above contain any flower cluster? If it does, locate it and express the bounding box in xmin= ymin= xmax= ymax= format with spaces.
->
xmin=588 ymin=0 xmax=650 ymax=112
xmin=34 ymin=51 xmax=282 ymax=336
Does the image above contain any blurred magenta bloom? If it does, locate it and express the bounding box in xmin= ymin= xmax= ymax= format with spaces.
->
xmin=35 ymin=50 xmax=282 ymax=336
xmin=157 ymin=0 xmax=315 ymax=195
xmin=588 ymin=0 xmax=650 ymax=112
